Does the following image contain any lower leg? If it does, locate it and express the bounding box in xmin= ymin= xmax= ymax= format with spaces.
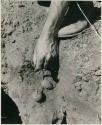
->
xmin=33 ymin=1 xmax=70 ymax=71
xmin=33 ymin=1 xmax=70 ymax=90
xmin=40 ymin=1 xmax=70 ymax=39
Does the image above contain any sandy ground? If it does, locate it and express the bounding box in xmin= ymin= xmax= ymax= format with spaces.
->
xmin=1 ymin=1 xmax=101 ymax=124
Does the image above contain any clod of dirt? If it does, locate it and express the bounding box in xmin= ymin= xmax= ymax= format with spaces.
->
xmin=32 ymin=88 xmax=45 ymax=103
xmin=41 ymin=76 xmax=56 ymax=90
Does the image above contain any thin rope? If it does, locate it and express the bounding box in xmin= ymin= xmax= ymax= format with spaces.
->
xmin=76 ymin=2 xmax=101 ymax=40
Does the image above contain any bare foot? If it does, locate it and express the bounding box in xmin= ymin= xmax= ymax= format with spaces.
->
xmin=33 ymin=37 xmax=58 ymax=71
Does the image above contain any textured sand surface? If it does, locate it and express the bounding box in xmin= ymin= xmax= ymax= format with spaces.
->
xmin=1 ymin=1 xmax=101 ymax=124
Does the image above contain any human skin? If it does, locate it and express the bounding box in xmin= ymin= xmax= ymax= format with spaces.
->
xmin=33 ymin=1 xmax=69 ymax=71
